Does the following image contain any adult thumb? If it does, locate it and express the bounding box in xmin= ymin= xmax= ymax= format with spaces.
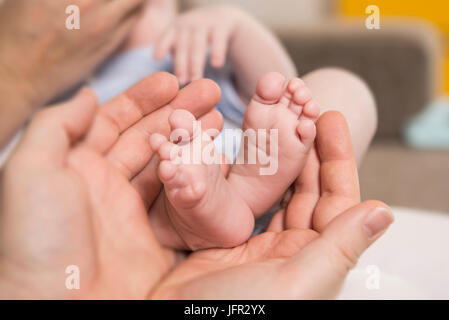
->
xmin=284 ymin=200 xmax=394 ymax=299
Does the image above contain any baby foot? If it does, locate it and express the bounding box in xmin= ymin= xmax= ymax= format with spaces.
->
xmin=228 ymin=72 xmax=320 ymax=216
xmin=150 ymin=110 xmax=254 ymax=250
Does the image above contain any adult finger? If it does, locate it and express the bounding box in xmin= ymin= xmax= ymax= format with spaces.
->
xmin=129 ymin=80 xmax=222 ymax=206
xmin=283 ymin=201 xmax=393 ymax=299
xmin=266 ymin=209 xmax=285 ymax=232
xmin=106 ymin=79 xmax=221 ymax=178
xmin=12 ymin=88 xmax=97 ymax=168
xmin=313 ymin=111 xmax=360 ymax=232
xmin=106 ymin=106 xmax=222 ymax=182
xmin=170 ymin=78 xmax=221 ymax=115
xmin=285 ymin=148 xmax=320 ymax=230
xmin=285 ymin=111 xmax=360 ymax=232
xmin=129 ymin=108 xmax=223 ymax=209
xmin=84 ymin=72 xmax=179 ymax=154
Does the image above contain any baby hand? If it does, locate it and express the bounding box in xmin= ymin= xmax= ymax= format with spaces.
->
xmin=154 ymin=5 xmax=245 ymax=85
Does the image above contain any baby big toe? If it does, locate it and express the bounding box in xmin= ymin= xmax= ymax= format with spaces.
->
xmin=253 ymin=72 xmax=285 ymax=105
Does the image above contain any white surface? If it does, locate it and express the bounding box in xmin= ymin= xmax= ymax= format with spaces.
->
xmin=340 ymin=206 xmax=449 ymax=299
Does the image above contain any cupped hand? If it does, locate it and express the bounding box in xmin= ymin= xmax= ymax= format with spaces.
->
xmin=149 ymin=111 xmax=394 ymax=299
xmin=0 ymin=72 xmax=223 ymax=298
xmin=0 ymin=70 xmax=393 ymax=299
xmin=154 ymin=5 xmax=245 ymax=84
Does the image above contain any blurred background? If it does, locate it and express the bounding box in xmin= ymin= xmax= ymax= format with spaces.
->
xmin=183 ymin=0 xmax=449 ymax=212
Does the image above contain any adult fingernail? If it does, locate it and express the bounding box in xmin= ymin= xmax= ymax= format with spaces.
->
xmin=363 ymin=207 xmax=394 ymax=238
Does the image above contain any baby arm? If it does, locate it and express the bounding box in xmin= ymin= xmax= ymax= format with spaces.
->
xmin=226 ymin=7 xmax=297 ymax=103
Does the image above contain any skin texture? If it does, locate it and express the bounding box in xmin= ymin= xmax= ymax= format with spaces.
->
xmin=285 ymin=68 xmax=378 ymax=231
xmin=0 ymin=72 xmax=223 ymax=298
xmin=0 ymin=0 xmax=145 ymax=147
xmin=149 ymin=111 xmax=393 ymax=299
xmin=122 ymin=4 xmax=378 ymax=230
xmin=228 ymin=72 xmax=319 ymax=217
xmin=0 ymin=73 xmax=393 ymax=298
xmin=146 ymin=72 xmax=320 ymax=250
xmin=149 ymin=109 xmax=255 ymax=250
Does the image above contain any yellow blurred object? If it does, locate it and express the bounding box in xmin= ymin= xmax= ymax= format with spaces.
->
xmin=340 ymin=0 xmax=449 ymax=92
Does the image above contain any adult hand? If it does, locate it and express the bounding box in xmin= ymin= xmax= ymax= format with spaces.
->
xmin=0 ymin=0 xmax=145 ymax=146
xmin=0 ymin=72 xmax=223 ymax=298
xmin=150 ymin=112 xmax=394 ymax=299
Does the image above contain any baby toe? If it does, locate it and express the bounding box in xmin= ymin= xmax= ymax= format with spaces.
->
xmin=303 ymin=100 xmax=320 ymax=121
xmin=150 ymin=133 xmax=167 ymax=152
xmin=253 ymin=72 xmax=286 ymax=105
xmin=296 ymin=119 xmax=316 ymax=148
xmin=158 ymin=141 xmax=180 ymax=162
xmin=287 ymin=78 xmax=305 ymax=94
xmin=280 ymin=78 xmax=304 ymax=107
xmin=158 ymin=160 xmax=179 ymax=183
xmin=293 ymin=86 xmax=313 ymax=106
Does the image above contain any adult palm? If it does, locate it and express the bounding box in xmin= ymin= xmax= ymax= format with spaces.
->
xmin=0 ymin=73 xmax=223 ymax=298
